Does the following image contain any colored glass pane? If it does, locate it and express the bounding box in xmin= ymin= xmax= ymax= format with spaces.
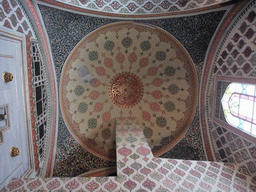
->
xmin=221 ymin=83 xmax=256 ymax=136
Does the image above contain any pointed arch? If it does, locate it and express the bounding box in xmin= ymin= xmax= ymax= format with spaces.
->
xmin=211 ymin=76 xmax=256 ymax=144
xmin=221 ymin=83 xmax=256 ymax=136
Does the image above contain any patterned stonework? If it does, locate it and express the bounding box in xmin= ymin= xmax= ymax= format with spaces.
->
xmin=41 ymin=0 xmax=230 ymax=16
xmin=60 ymin=22 xmax=198 ymax=161
xmin=201 ymin=0 xmax=256 ymax=181
xmin=2 ymin=118 xmax=256 ymax=191
xmin=0 ymin=0 xmax=35 ymax=37
xmin=212 ymin=5 xmax=256 ymax=77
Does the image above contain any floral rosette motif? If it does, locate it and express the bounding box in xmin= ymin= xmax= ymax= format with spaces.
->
xmin=60 ymin=22 xmax=198 ymax=160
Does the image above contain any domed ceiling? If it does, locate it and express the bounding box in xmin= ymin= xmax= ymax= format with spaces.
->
xmin=60 ymin=22 xmax=198 ymax=161
xmin=39 ymin=4 xmax=225 ymax=176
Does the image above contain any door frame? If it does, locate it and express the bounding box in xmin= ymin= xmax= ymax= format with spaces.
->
xmin=0 ymin=27 xmax=35 ymax=179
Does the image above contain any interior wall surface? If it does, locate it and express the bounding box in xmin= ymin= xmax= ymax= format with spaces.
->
xmin=38 ymin=4 xmax=226 ymax=177
xmin=201 ymin=0 xmax=256 ymax=181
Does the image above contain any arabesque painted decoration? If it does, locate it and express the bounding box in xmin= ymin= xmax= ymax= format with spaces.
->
xmin=109 ymin=72 xmax=144 ymax=108
xmin=60 ymin=22 xmax=198 ymax=161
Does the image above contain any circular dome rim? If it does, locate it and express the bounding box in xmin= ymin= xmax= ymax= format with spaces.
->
xmin=59 ymin=21 xmax=198 ymax=161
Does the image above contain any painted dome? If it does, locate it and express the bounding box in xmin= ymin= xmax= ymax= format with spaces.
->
xmin=60 ymin=22 xmax=198 ymax=161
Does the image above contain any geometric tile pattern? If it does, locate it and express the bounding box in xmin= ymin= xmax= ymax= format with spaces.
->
xmin=116 ymin=119 xmax=256 ymax=191
xmin=204 ymin=0 xmax=256 ymax=182
xmin=2 ymin=118 xmax=256 ymax=191
xmin=209 ymin=124 xmax=256 ymax=179
xmin=0 ymin=0 xmax=34 ymax=37
xmin=212 ymin=3 xmax=256 ymax=77
xmin=47 ymin=0 xmax=230 ymax=15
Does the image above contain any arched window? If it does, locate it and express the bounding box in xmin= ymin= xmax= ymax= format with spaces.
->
xmin=211 ymin=76 xmax=256 ymax=144
xmin=221 ymin=83 xmax=256 ymax=136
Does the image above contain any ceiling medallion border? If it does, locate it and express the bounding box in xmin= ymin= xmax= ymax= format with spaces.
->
xmin=59 ymin=21 xmax=198 ymax=161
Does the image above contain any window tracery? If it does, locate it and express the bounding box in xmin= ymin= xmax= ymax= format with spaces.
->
xmin=221 ymin=83 xmax=256 ymax=136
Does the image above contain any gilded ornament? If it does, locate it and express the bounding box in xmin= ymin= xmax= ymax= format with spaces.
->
xmin=3 ymin=72 xmax=13 ymax=83
xmin=108 ymin=72 xmax=144 ymax=108
xmin=10 ymin=147 xmax=20 ymax=157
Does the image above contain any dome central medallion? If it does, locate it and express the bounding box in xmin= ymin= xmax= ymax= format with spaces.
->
xmin=109 ymin=72 xmax=143 ymax=108
xmin=59 ymin=22 xmax=198 ymax=161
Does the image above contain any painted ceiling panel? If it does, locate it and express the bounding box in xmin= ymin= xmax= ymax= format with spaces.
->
xmin=59 ymin=22 xmax=198 ymax=161
xmin=39 ymin=4 xmax=225 ymax=176
xmin=40 ymin=0 xmax=231 ymax=17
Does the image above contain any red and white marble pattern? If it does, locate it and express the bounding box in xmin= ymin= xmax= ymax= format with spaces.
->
xmin=201 ymin=0 xmax=256 ymax=179
xmin=2 ymin=118 xmax=256 ymax=191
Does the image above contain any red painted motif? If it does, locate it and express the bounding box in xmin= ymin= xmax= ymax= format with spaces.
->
xmin=104 ymin=57 xmax=113 ymax=68
xmin=110 ymin=1 xmax=121 ymax=10
xmin=149 ymin=102 xmax=160 ymax=111
xmin=142 ymin=111 xmax=151 ymax=121
xmin=96 ymin=67 xmax=106 ymax=75
xmin=183 ymin=181 xmax=195 ymax=190
xmin=7 ymin=180 xmax=24 ymax=191
xmin=139 ymin=57 xmax=149 ymax=68
xmin=124 ymin=179 xmax=137 ymax=190
xmin=102 ymin=111 xmax=111 ymax=122
xmin=108 ymin=72 xmax=144 ymax=108
xmin=116 ymin=52 xmax=125 ymax=64
xmin=152 ymin=78 xmax=163 ymax=87
xmin=89 ymin=90 xmax=100 ymax=100
xmin=79 ymin=0 xmax=88 ymax=4
xmin=152 ymin=90 xmax=163 ymax=99
xmin=65 ymin=180 xmax=79 ymax=190
xmin=94 ymin=102 xmax=103 ymax=112
xmin=140 ymin=167 xmax=151 ymax=175
xmin=128 ymin=52 xmax=137 ymax=63
xmin=95 ymin=0 xmax=105 ymax=8
xmin=86 ymin=181 xmax=99 ymax=191
xmin=163 ymin=179 xmax=176 ymax=189
xmin=122 ymin=167 xmax=134 ymax=175
xmin=4 ymin=20 xmax=12 ymax=29
xmin=27 ymin=179 xmax=41 ymax=191
xmin=142 ymin=179 xmax=156 ymax=190
xmin=2 ymin=0 xmax=11 ymax=14
xmin=17 ymin=26 xmax=23 ymax=33
xmin=46 ymin=179 xmax=60 ymax=190
xmin=137 ymin=146 xmax=150 ymax=156
xmin=118 ymin=146 xmax=132 ymax=156
xmin=15 ymin=8 xmax=23 ymax=20
xmin=147 ymin=67 xmax=158 ymax=76
xmin=158 ymin=167 xmax=169 ymax=175
xmin=91 ymin=79 xmax=101 ymax=87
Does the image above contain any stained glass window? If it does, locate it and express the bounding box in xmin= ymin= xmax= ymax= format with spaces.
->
xmin=221 ymin=83 xmax=256 ymax=136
